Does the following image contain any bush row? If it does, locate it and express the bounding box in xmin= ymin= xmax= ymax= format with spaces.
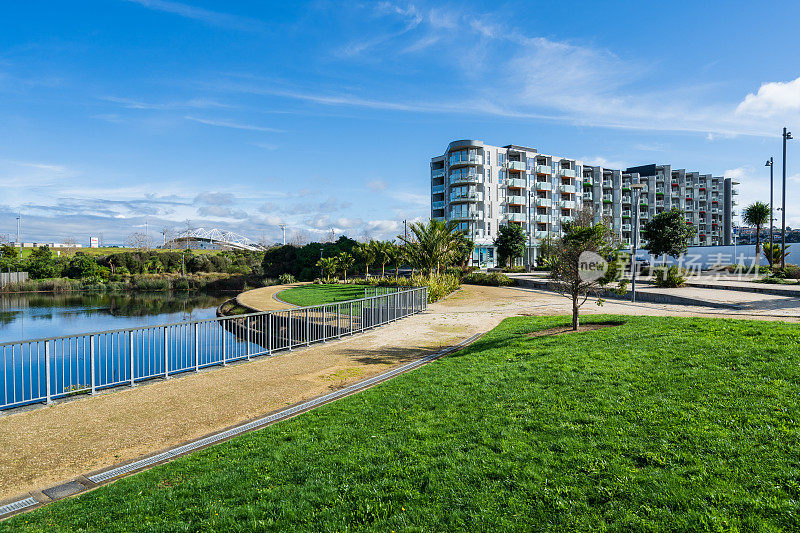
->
xmin=462 ymin=272 xmax=515 ymax=287
xmin=0 ymin=273 xmax=271 ymax=294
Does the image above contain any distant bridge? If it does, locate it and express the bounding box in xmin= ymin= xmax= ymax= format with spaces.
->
xmin=168 ymin=228 xmax=266 ymax=251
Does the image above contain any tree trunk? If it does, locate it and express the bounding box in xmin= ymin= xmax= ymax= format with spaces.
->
xmin=572 ymin=291 xmax=579 ymax=331
xmin=755 ymin=224 xmax=762 ymax=259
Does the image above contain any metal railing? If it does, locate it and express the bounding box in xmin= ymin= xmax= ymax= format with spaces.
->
xmin=0 ymin=286 xmax=428 ymax=410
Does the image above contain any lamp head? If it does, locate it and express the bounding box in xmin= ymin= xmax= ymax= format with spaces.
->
xmin=787 ymin=131 xmax=793 ymax=140
xmin=766 ymin=159 xmax=773 ymax=166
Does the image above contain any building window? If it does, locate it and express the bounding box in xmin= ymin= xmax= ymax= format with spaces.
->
xmin=486 ymin=151 xmax=491 ymax=165
xmin=498 ymin=152 xmax=506 ymax=165
xmin=488 ymin=222 xmax=491 ymax=234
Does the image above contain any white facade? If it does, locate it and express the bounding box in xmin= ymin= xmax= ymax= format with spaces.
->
xmin=431 ymin=139 xmax=738 ymax=268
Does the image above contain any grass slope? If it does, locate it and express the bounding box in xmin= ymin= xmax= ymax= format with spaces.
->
xmin=278 ymin=284 xmax=371 ymax=307
xmin=5 ymin=315 xmax=800 ymax=531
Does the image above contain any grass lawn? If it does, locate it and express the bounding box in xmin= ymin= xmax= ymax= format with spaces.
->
xmin=5 ymin=315 xmax=800 ymax=531
xmin=278 ymin=283 xmax=372 ymax=307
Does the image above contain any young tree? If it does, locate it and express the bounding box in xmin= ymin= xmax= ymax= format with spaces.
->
xmin=763 ymin=242 xmax=790 ymax=269
xmin=337 ymin=252 xmax=354 ymax=281
xmin=549 ymin=210 xmax=627 ymax=330
xmin=494 ymin=224 xmax=527 ymax=268
xmin=641 ymin=208 xmax=695 ymax=266
xmin=743 ymin=202 xmax=771 ymax=258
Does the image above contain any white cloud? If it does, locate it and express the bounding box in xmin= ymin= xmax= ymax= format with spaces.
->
xmin=366 ymin=179 xmax=387 ymax=191
xmin=388 ymin=191 xmax=428 ymax=207
xmin=184 ymin=116 xmax=283 ymax=133
xmin=124 ymin=0 xmax=265 ymax=32
xmin=580 ymin=157 xmax=629 ymax=170
xmin=736 ymin=77 xmax=800 ymax=117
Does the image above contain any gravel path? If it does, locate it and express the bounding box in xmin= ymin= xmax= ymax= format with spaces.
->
xmin=1 ymin=284 xmax=798 ymax=501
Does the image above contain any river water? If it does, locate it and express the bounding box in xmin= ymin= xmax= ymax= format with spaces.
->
xmin=0 ymin=291 xmax=229 ymax=345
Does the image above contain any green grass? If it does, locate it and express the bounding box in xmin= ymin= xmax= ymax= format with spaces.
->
xmin=6 ymin=315 xmax=800 ymax=531
xmin=278 ymin=283 xmax=371 ymax=307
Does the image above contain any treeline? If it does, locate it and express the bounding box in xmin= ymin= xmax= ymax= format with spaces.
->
xmin=0 ymin=245 xmax=264 ymax=281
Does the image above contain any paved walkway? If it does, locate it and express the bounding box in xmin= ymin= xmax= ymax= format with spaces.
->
xmin=1 ymin=284 xmax=799 ymax=502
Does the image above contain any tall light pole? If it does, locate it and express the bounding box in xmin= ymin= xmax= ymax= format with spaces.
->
xmin=766 ymin=157 xmax=774 ymax=260
xmin=630 ymin=183 xmax=645 ymax=303
xmin=782 ymin=127 xmax=793 ymax=270
xmin=15 ymin=212 xmax=21 ymax=247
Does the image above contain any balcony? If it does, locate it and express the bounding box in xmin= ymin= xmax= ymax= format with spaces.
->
xmin=432 ymin=216 xmax=445 ymax=222
xmin=656 ymin=188 xmax=665 ymax=194
xmin=535 ymin=197 xmax=552 ymax=207
xmin=560 ymin=200 xmax=576 ymax=209
xmin=583 ymin=178 xmax=594 ymax=186
xmin=449 ymin=155 xmax=484 ymax=167
xmin=561 ymin=216 xmax=575 ymax=224
xmin=535 ymin=165 xmax=551 ymax=175
xmin=431 ymin=168 xmax=445 ymax=179
xmin=602 ymin=194 xmax=613 ymax=202
xmin=620 ymin=182 xmax=630 ymax=190
xmin=432 ymin=201 xmax=445 ymax=210
xmin=656 ymin=200 xmax=665 ymax=207
xmin=535 ymin=180 xmax=550 ymax=191
xmin=640 ymin=199 xmax=649 ymax=206
xmin=622 ymin=224 xmax=632 ymax=232
xmin=622 ymin=196 xmax=632 ymax=204
xmin=622 ymin=210 xmax=631 ymax=217
xmin=535 ymin=230 xmax=550 ymax=239
xmin=506 ymin=177 xmax=526 ymax=188
xmin=431 ymin=184 xmax=445 ymax=194
xmin=583 ymin=192 xmax=593 ymax=200
xmin=506 ymin=212 xmax=526 ymax=222
xmin=450 ymin=211 xmax=484 ymax=221
xmin=561 ymin=184 xmax=576 ymax=194
xmin=560 ymin=168 xmax=577 ymax=178
xmin=449 ymin=191 xmax=483 ymax=203
xmin=534 ymin=214 xmax=549 ymax=223
xmin=732 ymin=189 xmax=739 ymax=195
xmin=507 ymin=194 xmax=525 ymax=205
xmin=449 ymin=173 xmax=483 ymax=185
xmin=507 ymin=161 xmax=526 ymax=171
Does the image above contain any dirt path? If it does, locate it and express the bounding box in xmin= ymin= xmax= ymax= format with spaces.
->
xmin=1 ymin=284 xmax=798 ymax=501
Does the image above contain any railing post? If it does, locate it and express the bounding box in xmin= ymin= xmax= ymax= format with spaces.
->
xmin=194 ymin=323 xmax=199 ymax=372
xmin=221 ymin=321 xmax=227 ymax=366
xmin=337 ymin=303 xmax=341 ymax=339
xmin=45 ymin=342 xmax=52 ymax=405
xmin=90 ymin=336 xmax=96 ymax=394
xmin=268 ymin=312 xmax=273 ymax=354
xmin=288 ymin=310 xmax=293 ymax=351
xmin=129 ymin=331 xmax=135 ymax=386
xmin=306 ymin=308 xmax=311 ymax=346
xmin=246 ymin=316 xmax=251 ymax=360
xmin=322 ymin=306 xmax=327 ymax=342
xmin=164 ymin=326 xmax=170 ymax=378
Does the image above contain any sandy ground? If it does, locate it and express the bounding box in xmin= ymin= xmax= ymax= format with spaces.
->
xmin=1 ymin=284 xmax=799 ymax=501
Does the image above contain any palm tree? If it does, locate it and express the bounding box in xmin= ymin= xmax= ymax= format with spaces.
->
xmin=337 ymin=252 xmax=354 ymax=282
xmin=398 ymin=219 xmax=467 ymax=275
xmin=353 ymin=242 xmax=375 ymax=277
xmin=373 ymin=240 xmax=393 ymax=277
xmin=743 ymin=202 xmax=770 ymax=258
xmin=316 ymin=256 xmax=337 ymax=279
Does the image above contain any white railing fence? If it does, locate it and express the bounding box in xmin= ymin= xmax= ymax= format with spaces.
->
xmin=0 ymin=286 xmax=428 ymax=410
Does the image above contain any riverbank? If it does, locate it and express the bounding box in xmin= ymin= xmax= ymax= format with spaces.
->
xmin=0 ymin=273 xmax=261 ymax=295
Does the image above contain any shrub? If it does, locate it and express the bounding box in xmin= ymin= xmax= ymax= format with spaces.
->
xmin=774 ymin=265 xmax=800 ymax=280
xmin=502 ymin=266 xmax=527 ymax=273
xmin=462 ymin=272 xmax=515 ymax=287
xmin=653 ymin=266 xmax=688 ymax=288
xmin=278 ymin=273 xmax=297 ymax=284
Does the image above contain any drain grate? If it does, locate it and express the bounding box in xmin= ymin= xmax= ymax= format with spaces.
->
xmin=0 ymin=497 xmax=38 ymax=517
xmin=86 ymin=333 xmax=480 ymax=485
xmin=42 ymin=481 xmax=86 ymax=500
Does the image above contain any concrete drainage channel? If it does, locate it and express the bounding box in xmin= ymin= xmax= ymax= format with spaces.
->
xmin=0 ymin=332 xmax=483 ymax=521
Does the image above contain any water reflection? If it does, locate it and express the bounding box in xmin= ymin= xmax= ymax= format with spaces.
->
xmin=0 ymin=292 xmax=229 ymax=344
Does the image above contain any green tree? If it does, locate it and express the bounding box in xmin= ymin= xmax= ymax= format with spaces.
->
xmin=353 ymin=242 xmax=376 ymax=277
xmin=26 ymin=246 xmax=61 ymax=279
xmin=641 ymin=208 xmax=695 ymax=266
xmin=763 ymin=242 xmax=790 ymax=269
xmin=0 ymin=244 xmax=19 ymax=260
xmin=337 ymin=252 xmax=354 ymax=281
xmin=549 ymin=210 xmax=627 ymax=330
xmin=66 ymin=254 xmax=99 ymax=279
xmin=373 ymin=241 xmax=393 ymax=277
xmin=316 ymin=256 xmax=337 ymax=279
xmin=494 ymin=224 xmax=527 ymax=268
xmin=743 ymin=202 xmax=771 ymax=258
xmin=398 ymin=219 xmax=467 ymax=275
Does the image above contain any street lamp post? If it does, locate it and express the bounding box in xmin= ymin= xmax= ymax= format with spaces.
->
xmin=630 ymin=183 xmax=645 ymax=303
xmin=766 ymin=157 xmax=774 ymax=262
xmin=782 ymin=127 xmax=793 ymax=270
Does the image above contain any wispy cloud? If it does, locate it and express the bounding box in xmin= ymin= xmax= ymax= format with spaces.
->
xmin=104 ymin=95 xmax=231 ymax=110
xmin=123 ymin=0 xmax=265 ymax=32
xmin=184 ymin=116 xmax=283 ymax=132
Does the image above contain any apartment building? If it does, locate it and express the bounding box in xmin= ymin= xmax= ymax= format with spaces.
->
xmin=430 ymin=139 xmax=738 ymax=267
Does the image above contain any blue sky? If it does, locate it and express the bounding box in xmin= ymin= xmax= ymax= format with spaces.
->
xmin=2 ymin=0 xmax=800 ymax=245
